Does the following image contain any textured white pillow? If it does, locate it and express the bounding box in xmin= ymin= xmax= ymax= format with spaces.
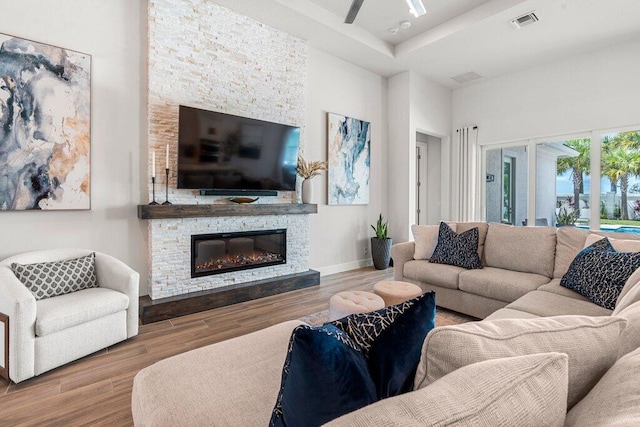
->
xmin=411 ymin=223 xmax=456 ymax=260
xmin=414 ymin=315 xmax=626 ymax=408
xmin=566 ymin=347 xmax=640 ymax=426
xmin=326 ymin=353 xmax=569 ymax=427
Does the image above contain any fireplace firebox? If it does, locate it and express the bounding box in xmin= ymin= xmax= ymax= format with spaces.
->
xmin=191 ymin=229 xmax=286 ymax=278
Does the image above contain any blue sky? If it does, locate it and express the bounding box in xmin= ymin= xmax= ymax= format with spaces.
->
xmin=556 ymin=171 xmax=640 ymax=195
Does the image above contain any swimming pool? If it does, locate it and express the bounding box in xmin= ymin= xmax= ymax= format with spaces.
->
xmin=577 ymin=225 xmax=640 ymax=235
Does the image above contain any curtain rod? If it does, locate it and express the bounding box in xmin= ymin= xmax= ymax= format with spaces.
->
xmin=456 ymin=126 xmax=478 ymax=132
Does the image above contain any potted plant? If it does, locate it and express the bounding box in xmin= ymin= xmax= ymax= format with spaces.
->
xmin=555 ymin=196 xmax=580 ymax=226
xmin=296 ymin=154 xmax=327 ymax=204
xmin=370 ymin=214 xmax=392 ymax=270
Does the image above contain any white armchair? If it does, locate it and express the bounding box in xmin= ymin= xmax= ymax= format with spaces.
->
xmin=0 ymin=248 xmax=139 ymax=383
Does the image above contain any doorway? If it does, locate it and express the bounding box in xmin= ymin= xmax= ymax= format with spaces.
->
xmin=415 ymin=133 xmax=442 ymax=225
xmin=502 ymin=155 xmax=515 ymax=224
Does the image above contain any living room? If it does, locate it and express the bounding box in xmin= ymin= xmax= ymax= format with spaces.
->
xmin=1 ymin=0 xmax=640 ymax=425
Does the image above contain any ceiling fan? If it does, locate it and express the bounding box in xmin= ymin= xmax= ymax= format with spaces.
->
xmin=344 ymin=0 xmax=427 ymax=24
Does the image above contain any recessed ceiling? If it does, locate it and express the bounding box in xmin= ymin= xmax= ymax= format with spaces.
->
xmin=209 ymin=0 xmax=640 ymax=89
xmin=307 ymin=0 xmax=491 ymax=44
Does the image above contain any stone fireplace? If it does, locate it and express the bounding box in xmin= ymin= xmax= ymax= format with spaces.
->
xmin=145 ymin=207 xmax=311 ymax=300
xmin=139 ymin=203 xmax=319 ymax=323
xmin=141 ymin=0 xmax=315 ymax=323
xmin=191 ymin=229 xmax=286 ymax=278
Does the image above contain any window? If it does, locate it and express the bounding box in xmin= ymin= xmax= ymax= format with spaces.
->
xmin=536 ymin=139 xmax=591 ymax=227
xmin=481 ymin=125 xmax=640 ymax=233
xmin=600 ymin=130 xmax=640 ymax=225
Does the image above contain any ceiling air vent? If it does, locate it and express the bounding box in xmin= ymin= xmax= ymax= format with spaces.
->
xmin=511 ymin=12 xmax=539 ymax=29
xmin=451 ymin=71 xmax=482 ymax=84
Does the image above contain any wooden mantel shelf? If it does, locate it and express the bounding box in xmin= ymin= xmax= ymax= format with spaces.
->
xmin=137 ymin=203 xmax=318 ymax=219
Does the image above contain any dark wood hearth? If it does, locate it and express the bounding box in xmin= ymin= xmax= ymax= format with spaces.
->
xmin=139 ymin=269 xmax=320 ymax=324
xmin=137 ymin=203 xmax=317 ymax=219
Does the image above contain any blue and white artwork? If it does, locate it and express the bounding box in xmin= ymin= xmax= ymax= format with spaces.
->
xmin=327 ymin=113 xmax=370 ymax=205
xmin=0 ymin=33 xmax=91 ymax=211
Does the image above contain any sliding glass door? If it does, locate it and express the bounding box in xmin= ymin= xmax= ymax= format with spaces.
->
xmin=481 ymin=125 xmax=640 ymax=232
xmin=485 ymin=145 xmax=528 ymax=226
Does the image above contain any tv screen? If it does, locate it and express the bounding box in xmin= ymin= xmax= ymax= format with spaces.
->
xmin=177 ymin=106 xmax=300 ymax=192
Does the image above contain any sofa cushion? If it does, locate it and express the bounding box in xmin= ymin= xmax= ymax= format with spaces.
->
xmin=585 ymin=233 xmax=640 ymax=252
xmin=429 ymin=222 xmax=482 ymax=269
xmin=615 ymin=266 xmax=640 ymax=312
xmin=458 ymin=267 xmax=550 ymax=303
xmin=412 ymin=223 xmax=455 ymax=260
xmin=327 ymin=353 xmax=569 ymax=427
xmin=270 ymin=324 xmax=377 ymax=427
xmin=484 ymin=308 xmax=541 ymax=321
xmin=506 ymin=291 xmax=613 ymax=317
xmin=403 ymin=260 xmax=463 ymax=290
xmin=553 ymin=226 xmax=589 ymax=278
xmin=615 ymin=301 xmax=640 ymax=358
xmin=11 ymin=253 xmax=97 ymax=300
xmin=484 ymin=223 xmax=557 ymax=277
xmin=455 ymin=221 xmax=489 ymax=261
xmin=537 ymin=278 xmax=590 ymax=301
xmin=132 ymin=320 xmax=303 ymax=427
xmin=561 ymin=237 xmax=640 ymax=310
xmin=414 ymin=315 xmax=625 ymax=408
xmin=566 ymin=347 xmax=640 ymax=426
xmin=35 ymin=287 xmax=129 ymax=337
xmin=330 ymin=292 xmax=436 ymax=399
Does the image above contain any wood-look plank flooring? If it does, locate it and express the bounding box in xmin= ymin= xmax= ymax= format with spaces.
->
xmin=0 ymin=267 xmax=473 ymax=426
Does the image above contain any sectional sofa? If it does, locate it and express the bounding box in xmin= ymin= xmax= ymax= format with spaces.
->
xmin=131 ymin=222 xmax=640 ymax=426
xmin=392 ymin=222 xmax=640 ymax=320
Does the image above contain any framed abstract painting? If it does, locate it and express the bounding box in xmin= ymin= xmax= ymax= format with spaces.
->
xmin=0 ymin=33 xmax=91 ymax=211
xmin=327 ymin=113 xmax=370 ymax=205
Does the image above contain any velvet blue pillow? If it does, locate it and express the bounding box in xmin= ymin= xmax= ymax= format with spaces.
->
xmin=330 ymin=291 xmax=437 ymax=399
xmin=561 ymin=237 xmax=640 ymax=309
xmin=270 ymin=292 xmax=437 ymax=426
xmin=429 ymin=222 xmax=482 ymax=269
xmin=270 ymin=324 xmax=376 ymax=427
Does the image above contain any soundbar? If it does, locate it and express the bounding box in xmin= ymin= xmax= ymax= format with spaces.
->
xmin=199 ymin=189 xmax=278 ymax=197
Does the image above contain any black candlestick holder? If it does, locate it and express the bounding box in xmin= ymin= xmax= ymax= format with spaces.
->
xmin=162 ymin=168 xmax=172 ymax=205
xmin=149 ymin=177 xmax=159 ymax=205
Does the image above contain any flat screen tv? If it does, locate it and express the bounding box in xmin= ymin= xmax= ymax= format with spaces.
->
xmin=177 ymin=105 xmax=300 ymax=193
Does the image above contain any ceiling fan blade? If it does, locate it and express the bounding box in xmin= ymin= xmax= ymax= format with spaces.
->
xmin=345 ymin=0 xmax=365 ymax=24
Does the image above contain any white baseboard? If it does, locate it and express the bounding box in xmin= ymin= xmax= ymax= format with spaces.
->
xmin=314 ymin=259 xmax=373 ymax=276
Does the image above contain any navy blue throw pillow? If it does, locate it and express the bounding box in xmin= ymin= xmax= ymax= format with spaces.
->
xmin=270 ymin=292 xmax=437 ymax=426
xmin=429 ymin=222 xmax=482 ymax=269
xmin=330 ymin=291 xmax=437 ymax=399
xmin=270 ymin=324 xmax=377 ymax=427
xmin=560 ymin=237 xmax=640 ymax=310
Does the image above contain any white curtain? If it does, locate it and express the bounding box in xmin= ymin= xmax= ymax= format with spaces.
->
xmin=454 ymin=126 xmax=480 ymax=221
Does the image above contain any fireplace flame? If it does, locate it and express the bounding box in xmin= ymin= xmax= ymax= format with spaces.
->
xmin=196 ymin=251 xmax=283 ymax=271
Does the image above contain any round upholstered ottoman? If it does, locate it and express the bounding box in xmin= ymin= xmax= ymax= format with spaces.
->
xmin=329 ymin=291 xmax=385 ymax=321
xmin=373 ymin=280 xmax=423 ymax=306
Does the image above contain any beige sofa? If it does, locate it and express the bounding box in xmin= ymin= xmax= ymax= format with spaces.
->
xmin=131 ymin=223 xmax=640 ymax=426
xmin=392 ymin=222 xmax=640 ymax=319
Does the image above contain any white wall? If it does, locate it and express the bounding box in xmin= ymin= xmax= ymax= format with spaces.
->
xmin=306 ymin=48 xmax=388 ymax=275
xmin=452 ymin=38 xmax=640 ymax=145
xmin=388 ymin=72 xmax=452 ymax=242
xmin=0 ymin=1 xmax=146 ymax=289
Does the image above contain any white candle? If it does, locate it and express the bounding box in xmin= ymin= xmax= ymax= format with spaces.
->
xmin=152 ymin=151 xmax=156 ymax=178
xmin=166 ymin=144 xmax=169 ymax=169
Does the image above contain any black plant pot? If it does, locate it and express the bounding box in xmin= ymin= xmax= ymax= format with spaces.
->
xmin=371 ymin=237 xmax=392 ymax=270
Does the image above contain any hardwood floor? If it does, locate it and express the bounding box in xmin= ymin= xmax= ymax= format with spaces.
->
xmin=0 ymin=267 xmax=473 ymax=426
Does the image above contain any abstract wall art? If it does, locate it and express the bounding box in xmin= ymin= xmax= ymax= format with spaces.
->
xmin=0 ymin=33 xmax=91 ymax=211
xmin=327 ymin=113 xmax=370 ymax=205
